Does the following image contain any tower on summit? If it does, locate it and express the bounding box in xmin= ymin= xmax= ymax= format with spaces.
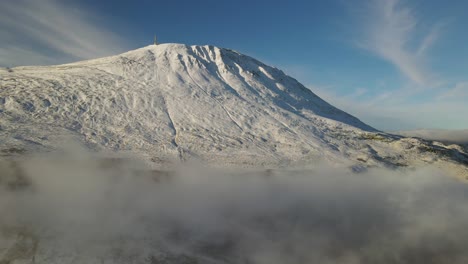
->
xmin=154 ymin=35 xmax=158 ymax=45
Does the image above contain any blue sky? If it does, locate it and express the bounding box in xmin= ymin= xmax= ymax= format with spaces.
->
xmin=1 ymin=0 xmax=467 ymax=131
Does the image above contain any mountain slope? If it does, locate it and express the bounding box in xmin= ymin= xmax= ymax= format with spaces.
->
xmin=0 ymin=44 xmax=467 ymax=172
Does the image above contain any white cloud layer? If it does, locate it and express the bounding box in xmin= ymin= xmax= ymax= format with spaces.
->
xmin=2 ymin=155 xmax=468 ymax=263
xmin=0 ymin=0 xmax=129 ymax=67
xmin=395 ymin=129 xmax=468 ymax=144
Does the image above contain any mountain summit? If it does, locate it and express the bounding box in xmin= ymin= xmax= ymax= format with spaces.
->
xmin=0 ymin=44 xmax=467 ymax=171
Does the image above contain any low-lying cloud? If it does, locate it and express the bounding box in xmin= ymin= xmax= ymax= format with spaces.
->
xmin=1 ymin=155 xmax=468 ymax=263
xmin=395 ymin=129 xmax=468 ymax=144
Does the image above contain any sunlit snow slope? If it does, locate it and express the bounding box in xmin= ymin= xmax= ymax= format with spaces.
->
xmin=0 ymin=44 xmax=467 ymax=171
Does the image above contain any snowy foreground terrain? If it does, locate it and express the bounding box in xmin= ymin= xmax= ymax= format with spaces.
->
xmin=0 ymin=43 xmax=467 ymax=174
xmin=1 ymin=44 xmax=468 ymax=263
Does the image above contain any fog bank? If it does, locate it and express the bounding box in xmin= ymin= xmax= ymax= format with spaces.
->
xmin=395 ymin=129 xmax=468 ymax=144
xmin=1 ymin=156 xmax=468 ymax=263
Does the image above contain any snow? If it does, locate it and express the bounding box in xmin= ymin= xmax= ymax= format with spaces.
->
xmin=1 ymin=43 xmax=468 ymax=263
xmin=0 ymin=43 xmax=467 ymax=174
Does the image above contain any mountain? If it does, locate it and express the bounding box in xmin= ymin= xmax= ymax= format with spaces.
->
xmin=1 ymin=43 xmax=468 ymax=264
xmin=0 ymin=43 xmax=467 ymax=173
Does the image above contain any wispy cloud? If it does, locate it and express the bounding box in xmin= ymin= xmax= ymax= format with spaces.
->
xmin=313 ymin=0 xmax=468 ymax=130
xmin=417 ymin=22 xmax=444 ymax=56
xmin=359 ymin=0 xmax=441 ymax=86
xmin=313 ymin=85 xmax=468 ymax=130
xmin=0 ymin=0 xmax=129 ymax=67
xmin=438 ymin=82 xmax=468 ymax=100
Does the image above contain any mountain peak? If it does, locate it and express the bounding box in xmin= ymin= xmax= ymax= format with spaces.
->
xmin=1 ymin=43 xmax=378 ymax=164
xmin=73 ymin=43 xmax=376 ymax=131
xmin=11 ymin=44 xmax=467 ymax=168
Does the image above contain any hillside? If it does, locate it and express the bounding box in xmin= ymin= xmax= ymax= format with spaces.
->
xmin=0 ymin=44 xmax=467 ymax=174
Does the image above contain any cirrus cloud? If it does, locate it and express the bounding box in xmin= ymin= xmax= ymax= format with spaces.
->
xmin=358 ymin=0 xmax=442 ymax=86
xmin=0 ymin=0 xmax=130 ymax=67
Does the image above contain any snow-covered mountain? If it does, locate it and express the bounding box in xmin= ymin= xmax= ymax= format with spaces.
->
xmin=1 ymin=43 xmax=468 ymax=264
xmin=0 ymin=43 xmax=467 ymax=173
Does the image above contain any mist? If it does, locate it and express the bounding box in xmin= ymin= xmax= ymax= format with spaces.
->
xmin=394 ymin=129 xmax=468 ymax=145
xmin=1 ymin=155 xmax=468 ymax=263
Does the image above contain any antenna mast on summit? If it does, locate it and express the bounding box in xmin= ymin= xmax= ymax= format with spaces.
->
xmin=154 ymin=35 xmax=158 ymax=45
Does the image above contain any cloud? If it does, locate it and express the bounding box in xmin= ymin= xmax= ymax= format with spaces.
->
xmin=417 ymin=22 xmax=444 ymax=56
xmin=2 ymin=155 xmax=468 ymax=263
xmin=317 ymin=0 xmax=465 ymax=130
xmin=359 ymin=0 xmax=440 ymax=85
xmin=395 ymin=129 xmax=468 ymax=144
xmin=438 ymin=82 xmax=468 ymax=100
xmin=0 ymin=0 xmax=129 ymax=67
xmin=313 ymin=85 xmax=468 ymax=130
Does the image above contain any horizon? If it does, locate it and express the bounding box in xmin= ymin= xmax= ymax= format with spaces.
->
xmin=1 ymin=0 xmax=467 ymax=131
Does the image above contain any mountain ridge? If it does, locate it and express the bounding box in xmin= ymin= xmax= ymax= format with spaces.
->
xmin=0 ymin=43 xmax=467 ymax=173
